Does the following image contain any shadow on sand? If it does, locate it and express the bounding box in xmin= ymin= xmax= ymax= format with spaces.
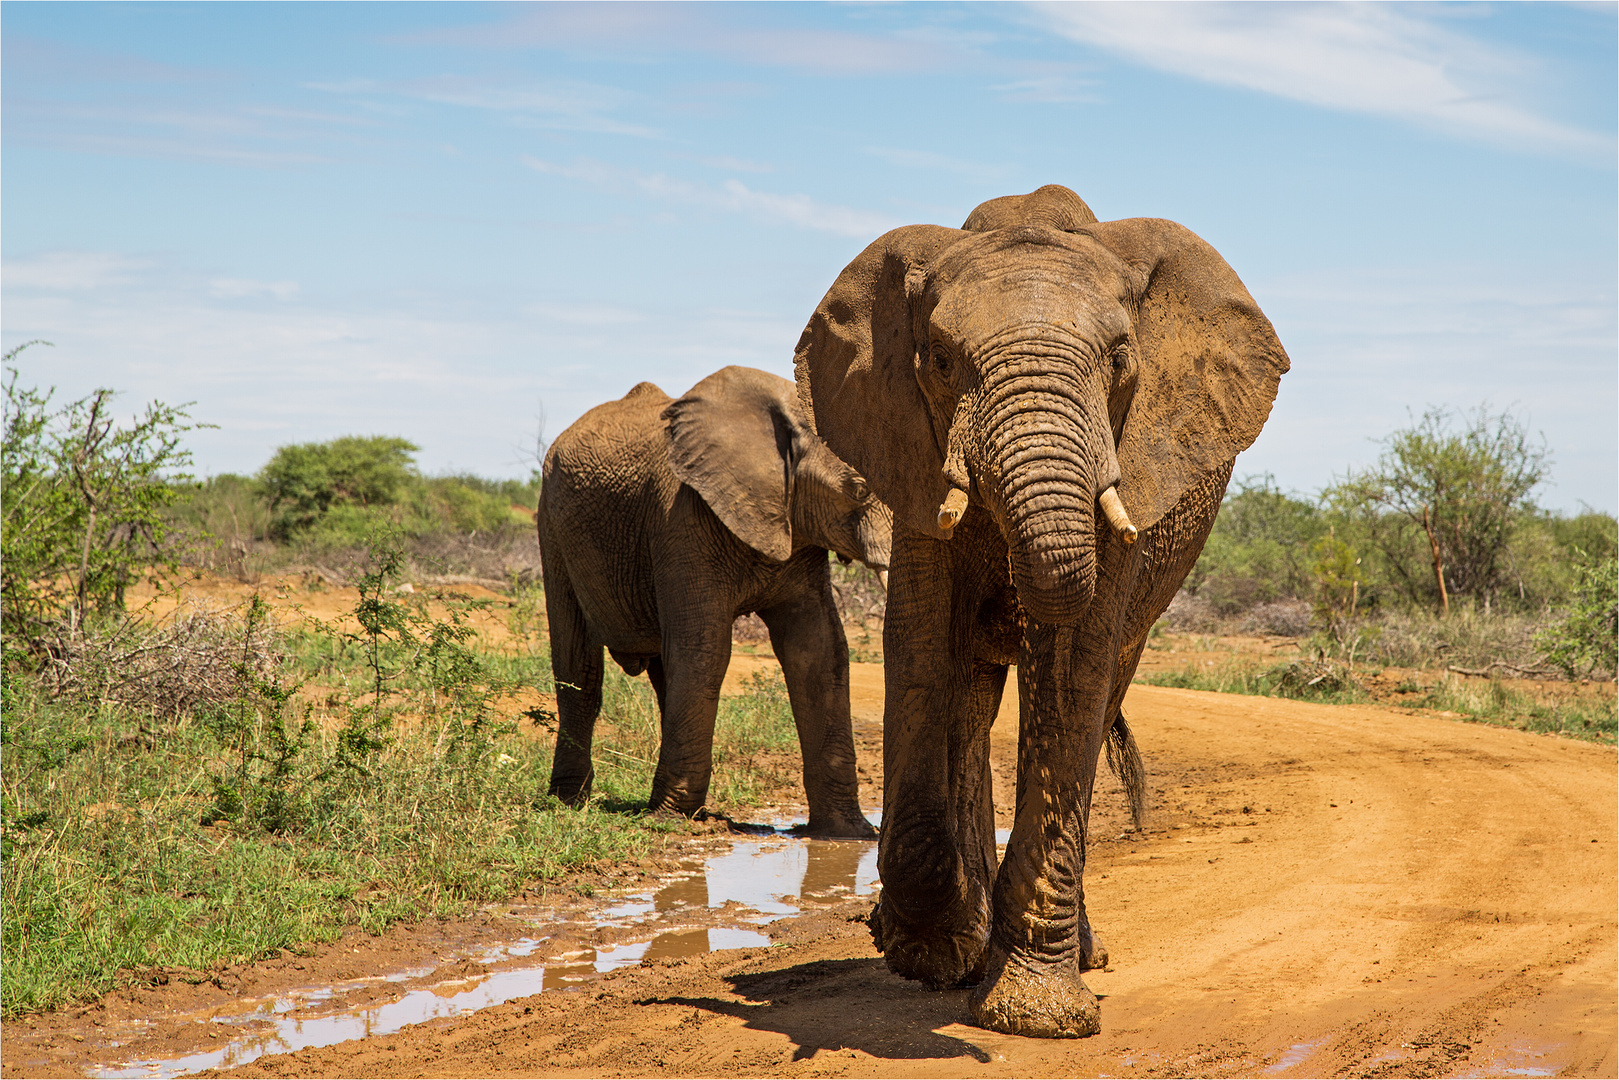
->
xmin=647 ymin=957 xmax=994 ymax=1063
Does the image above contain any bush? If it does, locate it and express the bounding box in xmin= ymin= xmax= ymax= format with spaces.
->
xmin=1536 ymin=550 xmax=1618 ymax=679
xmin=2 ymin=344 xmax=202 ymax=653
xmin=1185 ymin=476 xmax=1325 ymax=613
xmin=258 ymin=435 xmax=419 ymax=539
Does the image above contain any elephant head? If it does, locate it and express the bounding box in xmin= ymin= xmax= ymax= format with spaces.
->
xmin=663 ymin=365 xmax=892 ymax=578
xmin=794 ymin=185 xmax=1287 ymax=624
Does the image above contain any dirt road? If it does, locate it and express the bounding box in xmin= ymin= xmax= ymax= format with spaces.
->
xmin=204 ymin=671 xmax=1615 ymax=1079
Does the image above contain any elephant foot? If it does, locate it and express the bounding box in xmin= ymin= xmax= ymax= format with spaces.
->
xmin=970 ymin=947 xmax=1100 ymax=1039
xmin=647 ymin=777 xmax=707 ymax=820
xmin=869 ymin=892 xmax=988 ymax=990
xmin=548 ymin=775 xmax=591 ymax=808
xmin=801 ymin=803 xmax=877 ymax=839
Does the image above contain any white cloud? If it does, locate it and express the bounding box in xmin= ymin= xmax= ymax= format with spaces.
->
xmin=1030 ymin=2 xmax=1614 ymax=160
xmin=521 ymin=156 xmax=900 ymax=237
xmin=208 ymin=278 xmax=301 ymax=301
xmin=3 ymin=251 xmax=152 ymax=291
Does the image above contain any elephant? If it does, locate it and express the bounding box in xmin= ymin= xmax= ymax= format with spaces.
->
xmin=793 ymin=184 xmax=1289 ymax=1035
xmin=537 ymin=365 xmax=890 ymax=838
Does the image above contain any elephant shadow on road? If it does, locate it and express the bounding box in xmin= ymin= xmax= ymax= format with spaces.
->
xmin=648 ymin=957 xmax=995 ymax=1063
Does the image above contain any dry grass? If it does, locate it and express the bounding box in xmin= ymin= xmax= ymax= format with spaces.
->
xmin=41 ymin=600 xmax=283 ymax=722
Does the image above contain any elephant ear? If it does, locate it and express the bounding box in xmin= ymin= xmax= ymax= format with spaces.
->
xmin=1082 ymin=218 xmax=1290 ymax=532
xmin=793 ymin=224 xmax=969 ymax=540
xmin=962 ymin=184 xmax=1098 ymax=232
xmin=663 ymin=366 xmax=802 ymax=561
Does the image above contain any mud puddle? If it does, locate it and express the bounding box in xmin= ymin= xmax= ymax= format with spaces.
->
xmin=87 ymin=825 xmax=886 ymax=1078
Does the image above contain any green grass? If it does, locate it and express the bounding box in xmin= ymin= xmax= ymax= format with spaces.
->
xmin=560 ymin=666 xmax=799 ymax=812
xmin=1137 ymin=654 xmax=1616 ymax=745
xmin=1417 ymin=674 xmax=1617 ymax=744
xmin=1137 ymin=656 xmax=1369 ymax=706
xmin=0 ymin=673 xmax=684 ymax=1017
xmin=0 ymin=589 xmax=801 ymax=1018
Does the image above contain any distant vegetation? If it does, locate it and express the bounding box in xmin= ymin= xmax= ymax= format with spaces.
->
xmin=1176 ymin=408 xmax=1616 ymax=683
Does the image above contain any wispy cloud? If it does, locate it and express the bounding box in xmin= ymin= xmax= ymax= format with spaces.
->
xmin=989 ymin=74 xmax=1102 ymax=105
xmin=1030 ymin=2 xmax=1614 ymax=160
xmin=209 ymin=278 xmax=300 ymax=301
xmin=521 ymin=156 xmax=899 ymax=237
xmin=399 ymin=3 xmax=971 ymax=74
xmin=4 ymin=251 xmax=153 ymax=291
xmin=312 ymin=75 xmax=660 ymax=139
xmin=3 ymin=96 xmax=354 ymax=166
xmin=864 ymin=146 xmax=1016 ymax=184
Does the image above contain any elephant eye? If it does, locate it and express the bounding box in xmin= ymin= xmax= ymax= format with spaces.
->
xmin=931 ymin=342 xmax=952 ymax=375
xmin=1109 ymin=343 xmax=1131 ymax=372
xmin=849 ymin=479 xmax=870 ymax=503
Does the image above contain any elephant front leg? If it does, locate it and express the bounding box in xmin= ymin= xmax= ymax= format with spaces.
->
xmin=758 ymin=589 xmax=875 ymax=839
xmin=871 ymin=537 xmax=1003 ymax=989
xmin=971 ymin=620 xmax=1110 ymax=1038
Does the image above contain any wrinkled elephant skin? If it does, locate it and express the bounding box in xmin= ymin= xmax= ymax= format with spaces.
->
xmin=794 ymin=185 xmax=1289 ymax=1034
xmin=538 ymin=366 xmax=890 ymax=838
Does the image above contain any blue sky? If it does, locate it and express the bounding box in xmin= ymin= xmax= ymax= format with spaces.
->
xmin=4 ymin=2 xmax=1615 ymax=512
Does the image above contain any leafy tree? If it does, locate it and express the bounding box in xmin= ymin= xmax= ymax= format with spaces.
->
xmin=1186 ymin=476 xmax=1325 ymax=612
xmin=257 ymin=435 xmax=419 ymax=538
xmin=1326 ymin=407 xmax=1548 ymax=613
xmin=2 ymin=343 xmax=203 ymax=651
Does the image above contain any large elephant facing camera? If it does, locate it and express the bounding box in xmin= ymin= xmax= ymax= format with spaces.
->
xmin=538 ymin=366 xmax=889 ymax=838
xmin=794 ymin=185 xmax=1289 ymax=1035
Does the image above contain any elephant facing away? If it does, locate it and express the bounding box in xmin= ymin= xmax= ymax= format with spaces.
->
xmin=538 ymin=366 xmax=890 ymax=838
xmin=794 ymin=184 xmax=1289 ymax=1035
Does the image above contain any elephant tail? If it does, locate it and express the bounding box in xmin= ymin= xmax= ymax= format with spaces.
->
xmin=1105 ymin=709 xmax=1147 ymax=831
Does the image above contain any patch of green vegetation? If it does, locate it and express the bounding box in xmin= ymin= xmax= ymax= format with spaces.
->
xmin=0 ymin=676 xmax=674 ymax=1016
xmin=1137 ymin=656 xmax=1369 ymax=706
xmin=1417 ymin=675 xmax=1617 ymax=744
xmin=0 ymin=535 xmax=692 ymax=1018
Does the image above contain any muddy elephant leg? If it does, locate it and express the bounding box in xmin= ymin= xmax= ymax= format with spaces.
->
xmin=647 ymin=615 xmax=733 ymax=817
xmin=546 ymin=569 xmax=604 ymax=807
xmin=971 ymin=619 xmax=1112 ymax=1038
xmin=871 ymin=535 xmax=1001 ymax=988
xmin=758 ymin=584 xmax=875 ymax=838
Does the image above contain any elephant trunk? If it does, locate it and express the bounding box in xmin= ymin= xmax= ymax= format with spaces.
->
xmin=972 ymin=364 xmax=1112 ymax=627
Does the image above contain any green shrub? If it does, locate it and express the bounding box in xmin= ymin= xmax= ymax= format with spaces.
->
xmin=1185 ymin=476 xmax=1325 ymax=613
xmin=1536 ymin=550 xmax=1618 ymax=679
xmin=258 ymin=435 xmax=419 ymax=539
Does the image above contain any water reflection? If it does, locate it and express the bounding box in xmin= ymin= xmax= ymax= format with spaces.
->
xmin=91 ymin=827 xmax=878 ymax=1079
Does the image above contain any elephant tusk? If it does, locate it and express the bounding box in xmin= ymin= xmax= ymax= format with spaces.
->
xmin=877 ymin=570 xmax=889 ymax=592
xmin=936 ymin=487 xmax=969 ymax=536
xmin=1099 ymin=486 xmax=1138 ymax=545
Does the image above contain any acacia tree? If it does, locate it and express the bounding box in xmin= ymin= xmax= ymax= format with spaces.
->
xmin=2 ymin=343 xmax=203 ymax=651
xmin=1327 ymin=406 xmax=1548 ymax=614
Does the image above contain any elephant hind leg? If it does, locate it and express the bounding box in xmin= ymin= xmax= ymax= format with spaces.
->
xmin=545 ymin=568 xmax=604 ymax=807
